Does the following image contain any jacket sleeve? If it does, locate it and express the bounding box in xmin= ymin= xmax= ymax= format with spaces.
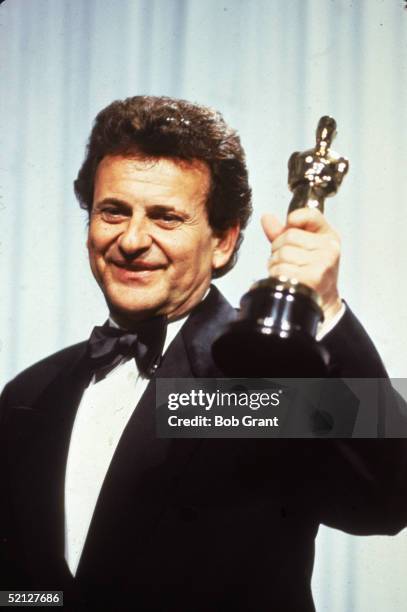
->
xmin=321 ymin=303 xmax=388 ymax=378
xmin=306 ymin=304 xmax=407 ymax=534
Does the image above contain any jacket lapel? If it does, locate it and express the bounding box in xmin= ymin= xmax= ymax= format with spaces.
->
xmin=180 ymin=284 xmax=237 ymax=377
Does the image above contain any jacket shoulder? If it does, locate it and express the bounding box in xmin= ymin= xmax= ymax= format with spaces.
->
xmin=1 ymin=342 xmax=87 ymax=407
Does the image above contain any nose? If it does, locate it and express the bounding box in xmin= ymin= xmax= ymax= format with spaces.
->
xmin=117 ymin=214 xmax=153 ymax=256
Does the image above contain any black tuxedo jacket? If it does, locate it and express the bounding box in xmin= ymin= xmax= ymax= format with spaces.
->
xmin=1 ymin=287 xmax=406 ymax=611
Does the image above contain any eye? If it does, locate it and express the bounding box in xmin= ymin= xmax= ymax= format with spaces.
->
xmin=99 ymin=207 xmax=129 ymax=223
xmin=150 ymin=211 xmax=184 ymax=228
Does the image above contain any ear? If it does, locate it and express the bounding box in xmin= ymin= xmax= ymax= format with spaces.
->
xmin=211 ymin=224 xmax=240 ymax=271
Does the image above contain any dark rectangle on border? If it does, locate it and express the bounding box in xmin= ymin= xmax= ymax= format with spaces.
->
xmin=156 ymin=378 xmax=407 ymax=438
xmin=0 ymin=592 xmax=63 ymax=607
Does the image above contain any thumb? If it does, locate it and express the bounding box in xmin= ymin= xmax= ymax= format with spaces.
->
xmin=261 ymin=213 xmax=285 ymax=243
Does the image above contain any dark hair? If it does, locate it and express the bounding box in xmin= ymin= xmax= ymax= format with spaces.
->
xmin=74 ymin=95 xmax=252 ymax=277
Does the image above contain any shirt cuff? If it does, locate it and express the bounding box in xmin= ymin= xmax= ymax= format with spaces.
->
xmin=316 ymin=301 xmax=346 ymax=341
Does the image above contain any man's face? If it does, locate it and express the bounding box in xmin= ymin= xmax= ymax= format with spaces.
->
xmin=88 ymin=155 xmax=237 ymax=325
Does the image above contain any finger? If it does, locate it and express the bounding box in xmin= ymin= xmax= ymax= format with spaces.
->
xmin=286 ymin=207 xmax=333 ymax=234
xmin=270 ymin=245 xmax=314 ymax=267
xmin=271 ymin=227 xmax=321 ymax=253
xmin=267 ymin=262 xmax=304 ymax=284
xmin=267 ymin=262 xmax=324 ymax=293
xmin=261 ymin=213 xmax=285 ymax=243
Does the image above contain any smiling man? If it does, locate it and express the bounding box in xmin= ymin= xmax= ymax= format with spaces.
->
xmin=1 ymin=96 xmax=406 ymax=612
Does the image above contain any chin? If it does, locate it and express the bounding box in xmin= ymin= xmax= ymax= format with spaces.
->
xmin=107 ymin=295 xmax=167 ymax=323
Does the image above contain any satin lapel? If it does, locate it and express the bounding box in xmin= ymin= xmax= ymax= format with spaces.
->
xmin=5 ymin=344 xmax=90 ymax=582
xmin=76 ymin=286 xmax=237 ymax=582
xmin=180 ymin=284 xmax=238 ymax=378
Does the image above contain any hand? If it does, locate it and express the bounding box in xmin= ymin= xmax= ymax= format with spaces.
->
xmin=261 ymin=208 xmax=342 ymax=326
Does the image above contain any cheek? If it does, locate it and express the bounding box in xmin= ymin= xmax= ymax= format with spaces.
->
xmin=87 ymin=226 xmax=99 ymax=252
xmin=87 ymin=233 xmax=107 ymax=280
xmin=87 ymin=239 xmax=100 ymax=264
xmin=88 ymin=226 xmax=112 ymax=259
xmin=171 ymin=237 xmax=214 ymax=278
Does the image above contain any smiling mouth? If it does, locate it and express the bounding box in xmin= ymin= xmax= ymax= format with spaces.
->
xmin=111 ymin=261 xmax=164 ymax=272
xmin=109 ymin=261 xmax=165 ymax=282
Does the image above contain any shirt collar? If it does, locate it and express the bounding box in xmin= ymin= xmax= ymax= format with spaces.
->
xmin=107 ymin=288 xmax=210 ymax=357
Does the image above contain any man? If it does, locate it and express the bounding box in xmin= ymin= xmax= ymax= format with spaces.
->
xmin=1 ymin=96 xmax=406 ymax=611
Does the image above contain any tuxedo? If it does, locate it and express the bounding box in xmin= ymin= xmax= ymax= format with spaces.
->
xmin=1 ymin=287 xmax=406 ymax=611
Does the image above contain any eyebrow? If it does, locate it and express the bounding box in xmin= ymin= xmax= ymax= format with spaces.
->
xmin=92 ymin=198 xmax=131 ymax=212
xmin=93 ymin=197 xmax=189 ymax=216
xmin=93 ymin=197 xmax=131 ymax=210
xmin=148 ymin=204 xmax=189 ymax=217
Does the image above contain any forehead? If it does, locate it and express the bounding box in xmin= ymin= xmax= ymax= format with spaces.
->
xmin=93 ymin=155 xmax=211 ymax=205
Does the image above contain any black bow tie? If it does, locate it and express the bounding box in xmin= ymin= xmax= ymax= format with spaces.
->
xmin=87 ymin=316 xmax=167 ymax=379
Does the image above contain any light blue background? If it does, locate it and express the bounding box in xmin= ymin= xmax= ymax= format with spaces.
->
xmin=1 ymin=1 xmax=406 ymax=610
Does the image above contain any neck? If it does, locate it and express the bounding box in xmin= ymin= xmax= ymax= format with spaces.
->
xmin=109 ymin=286 xmax=212 ymax=330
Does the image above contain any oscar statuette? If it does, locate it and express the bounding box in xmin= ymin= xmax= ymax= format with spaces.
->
xmin=212 ymin=116 xmax=349 ymax=377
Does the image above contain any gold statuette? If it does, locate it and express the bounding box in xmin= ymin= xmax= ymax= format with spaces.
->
xmin=212 ymin=117 xmax=349 ymax=377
